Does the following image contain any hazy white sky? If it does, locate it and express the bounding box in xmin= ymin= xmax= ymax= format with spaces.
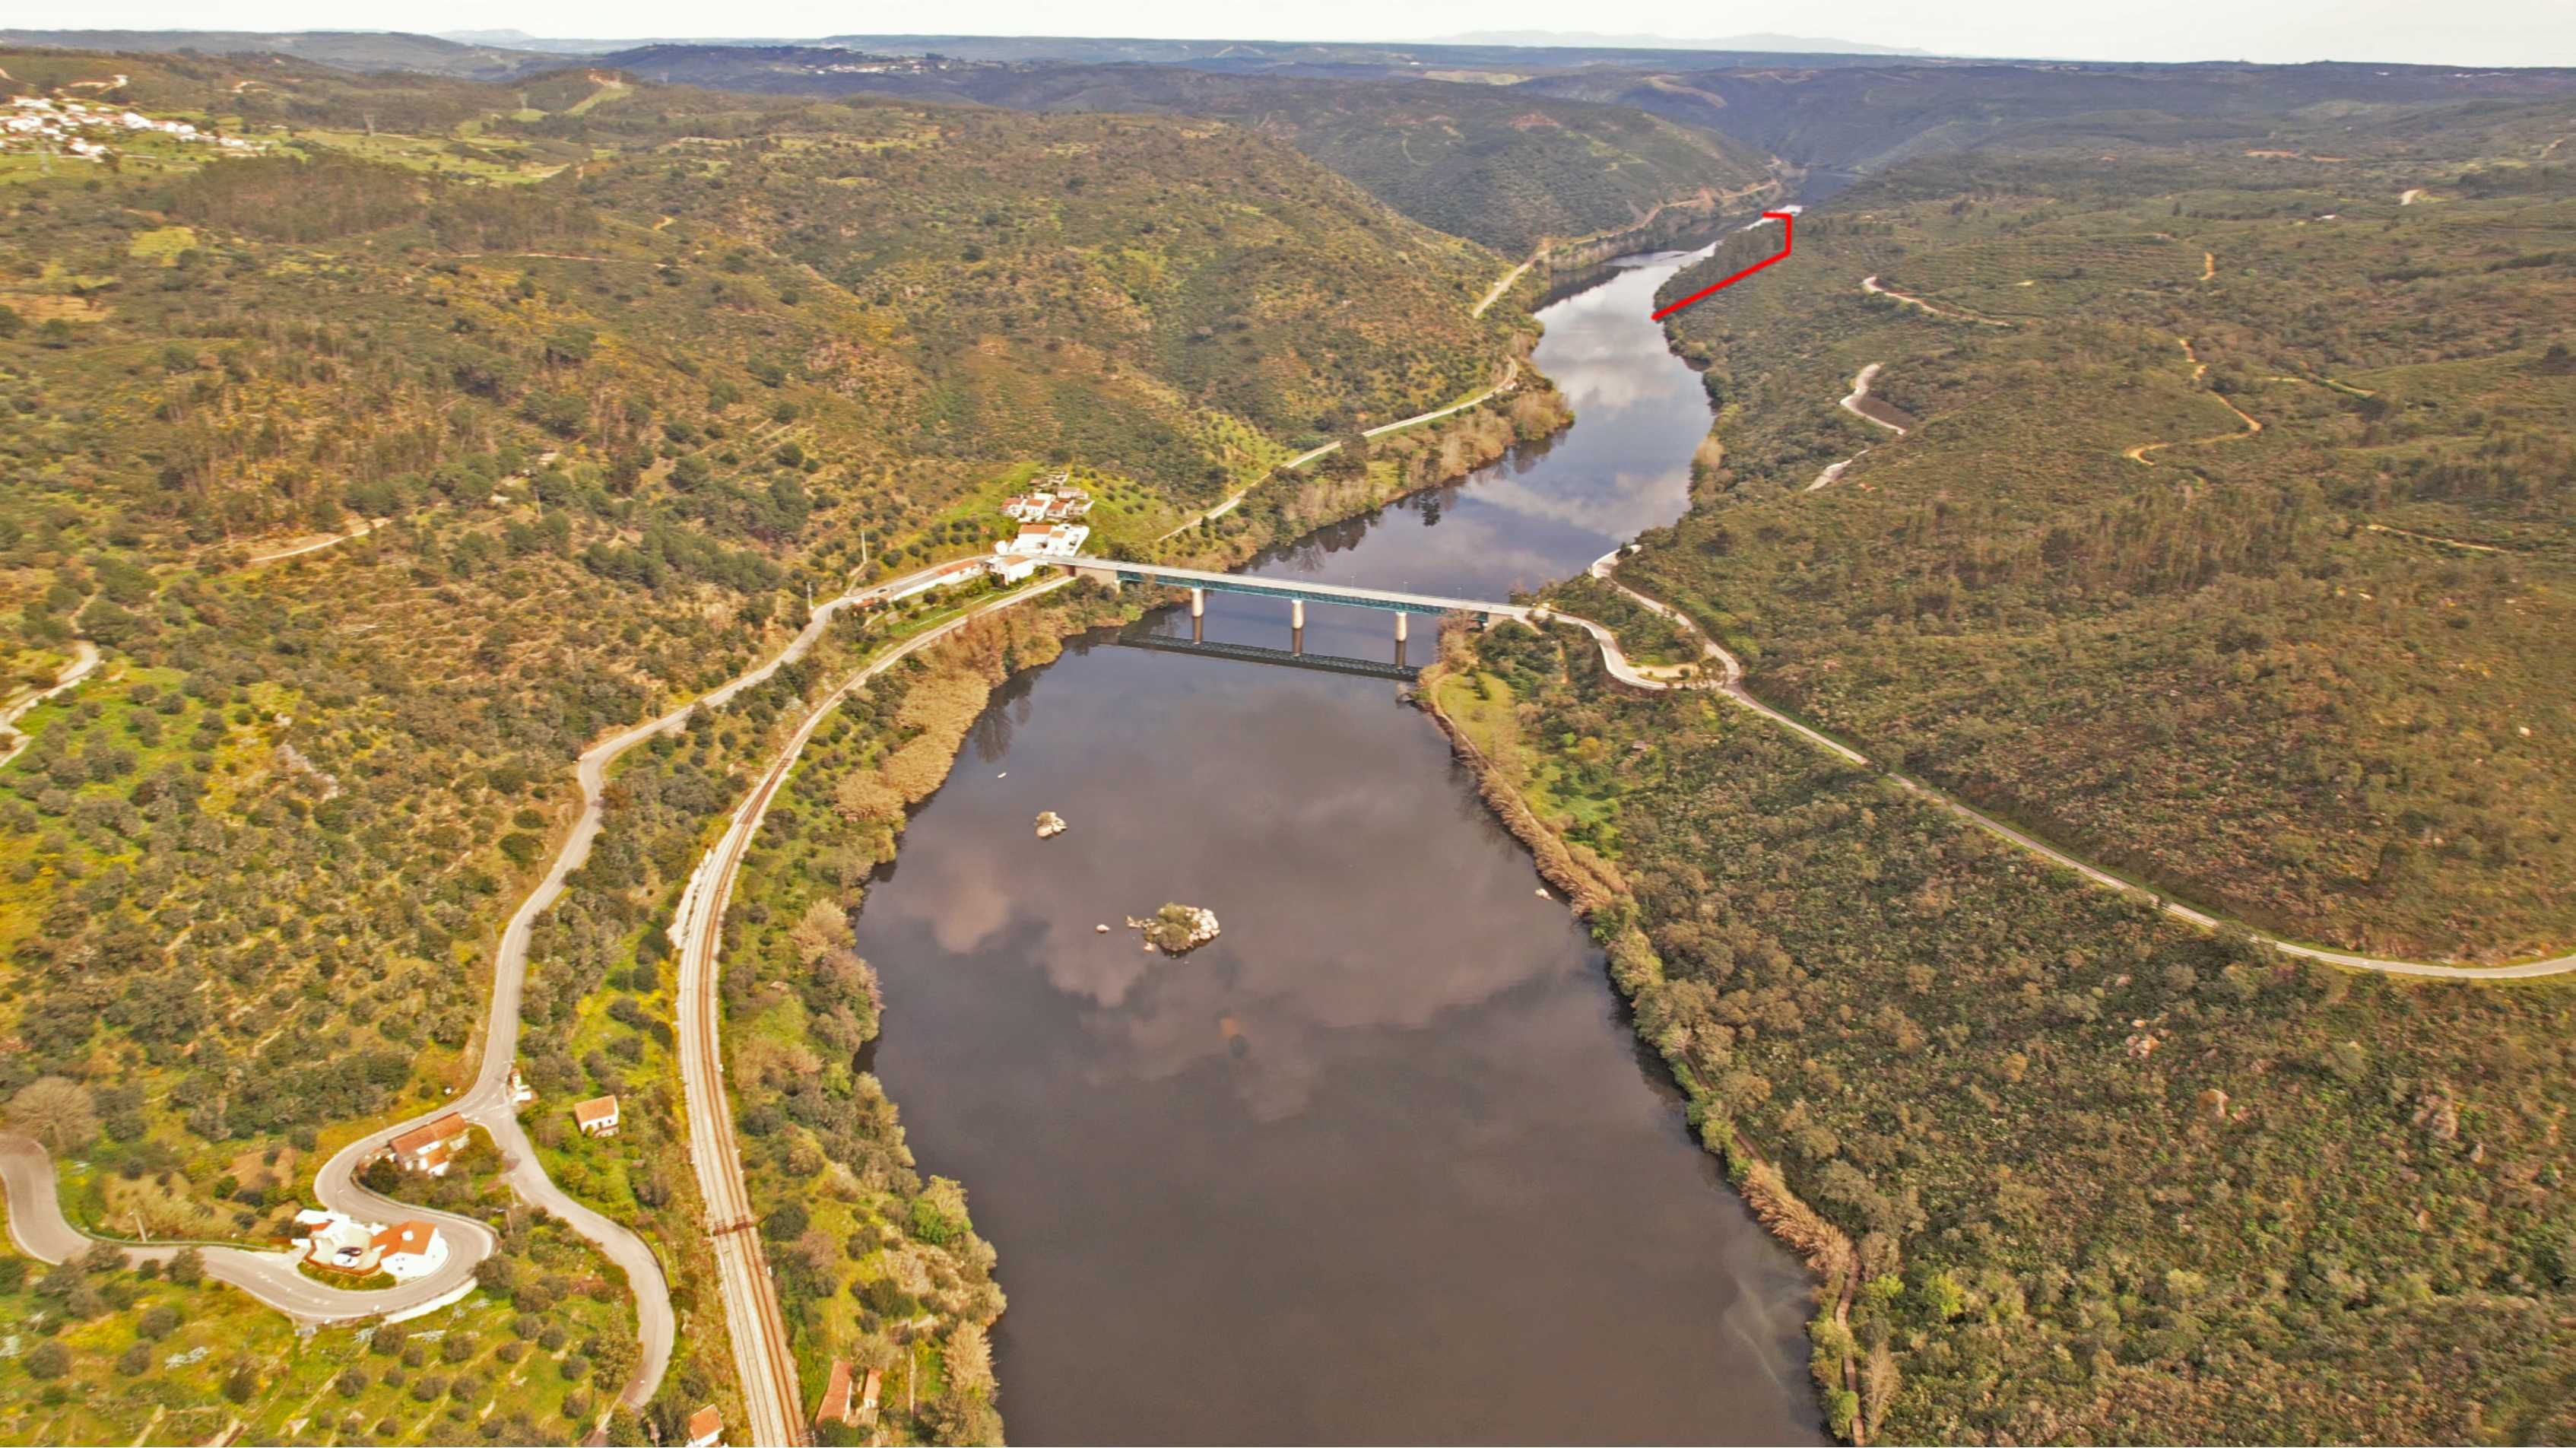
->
xmin=47 ymin=0 xmax=2576 ymax=67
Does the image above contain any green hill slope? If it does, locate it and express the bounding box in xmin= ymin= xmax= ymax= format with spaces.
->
xmin=1640 ymin=114 xmax=2576 ymax=960
xmin=588 ymin=49 xmax=1784 ymax=255
xmin=0 ymin=49 xmax=1535 ymax=1405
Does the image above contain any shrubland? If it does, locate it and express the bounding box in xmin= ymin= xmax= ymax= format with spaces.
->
xmin=0 ymin=43 xmax=1540 ymax=1416
xmin=1427 ymin=614 xmax=2576 ymax=1445
xmin=1645 ymin=120 xmax=2576 ymax=959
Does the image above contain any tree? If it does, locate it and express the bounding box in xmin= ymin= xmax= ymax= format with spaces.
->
xmin=944 ymin=1321 xmax=995 ymax=1402
xmin=8 ymin=1077 xmax=97 ymax=1153
xmin=789 ymin=897 xmax=854 ymax=967
xmin=1328 ymin=430 xmax=1371 ymax=478
xmin=167 ymin=1246 xmax=203 ymax=1287
xmin=25 ymin=1341 xmax=68 ymax=1380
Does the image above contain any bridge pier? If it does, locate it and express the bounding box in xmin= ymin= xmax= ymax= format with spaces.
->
xmin=1191 ymin=587 xmax=1205 ymax=643
xmin=1291 ymin=598 xmax=1304 ymax=655
xmin=1395 ymin=612 xmax=1408 ymax=643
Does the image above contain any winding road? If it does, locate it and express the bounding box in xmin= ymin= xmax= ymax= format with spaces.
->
xmin=1809 ymin=363 xmax=1905 ymax=492
xmin=0 ymin=568 xmax=974 ymax=1413
xmin=0 ymin=639 xmax=100 ymax=772
xmin=0 ymin=1132 xmax=493 ymax=1323
xmin=1577 ymin=551 xmax=2576 ymax=981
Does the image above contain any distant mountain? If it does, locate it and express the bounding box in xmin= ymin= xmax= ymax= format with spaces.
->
xmin=1433 ymin=29 xmax=1934 ymax=57
xmin=585 ymin=46 xmax=1780 ymax=255
xmin=0 ymin=27 xmax=544 ymax=76
xmin=435 ymin=29 xmax=797 ymax=56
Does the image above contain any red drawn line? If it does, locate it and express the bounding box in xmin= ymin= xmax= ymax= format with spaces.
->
xmin=1650 ymin=211 xmax=1796 ymax=320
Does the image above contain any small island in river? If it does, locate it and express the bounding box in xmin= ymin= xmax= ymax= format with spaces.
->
xmin=1128 ymin=903 xmax=1220 ymax=954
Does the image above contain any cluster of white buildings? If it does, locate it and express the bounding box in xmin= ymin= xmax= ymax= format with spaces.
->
xmin=3 ymin=94 xmax=260 ymax=160
xmin=1001 ymin=478 xmax=1095 ymax=525
xmin=293 ymin=1208 xmax=449 ymax=1281
xmin=991 ymin=481 xmax=1093 ymax=580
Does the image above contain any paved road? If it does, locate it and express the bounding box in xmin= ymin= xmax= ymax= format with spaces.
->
xmin=0 ymin=1134 xmax=493 ymax=1323
xmin=1171 ymin=361 xmax=1521 ymax=537
xmin=1581 ymin=551 xmax=2576 ymax=981
xmin=671 ymin=577 xmax=1077 ymax=1448
xmin=0 ymin=572 xmax=963 ymax=1413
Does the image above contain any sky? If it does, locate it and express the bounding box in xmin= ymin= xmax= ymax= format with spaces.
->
xmin=38 ymin=0 xmax=2576 ymax=68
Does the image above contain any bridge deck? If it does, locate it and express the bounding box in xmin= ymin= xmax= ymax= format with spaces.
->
xmin=1081 ymin=558 xmax=1529 ymax=618
xmin=1115 ymin=634 xmax=1418 ymax=680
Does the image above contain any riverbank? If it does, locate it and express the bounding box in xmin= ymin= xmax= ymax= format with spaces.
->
xmin=534 ymin=361 xmax=1582 ymax=1443
xmin=1413 ymin=640 xmax=1866 ymax=1439
xmin=842 ymin=248 xmax=1823 ymax=1444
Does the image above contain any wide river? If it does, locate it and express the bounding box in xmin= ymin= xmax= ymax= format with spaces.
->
xmin=854 ymin=250 xmax=1822 ymax=1443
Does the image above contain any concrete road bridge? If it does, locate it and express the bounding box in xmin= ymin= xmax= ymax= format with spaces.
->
xmin=1068 ymin=557 xmax=1531 ymax=655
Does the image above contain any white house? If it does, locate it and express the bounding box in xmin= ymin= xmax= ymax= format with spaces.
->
xmin=1001 ymin=487 xmax=1094 ymax=524
xmin=573 ymin=1094 xmax=621 ymax=1138
xmin=293 ymin=1211 xmax=445 ymax=1281
xmin=995 ymin=522 xmax=1089 ymax=559
xmin=373 ymin=1220 xmax=448 ymax=1281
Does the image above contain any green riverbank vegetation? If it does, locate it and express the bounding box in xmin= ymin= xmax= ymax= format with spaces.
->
xmin=1424 ymin=617 xmax=2576 ymax=1443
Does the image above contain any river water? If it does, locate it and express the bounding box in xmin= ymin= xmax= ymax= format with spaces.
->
xmin=853 ymin=251 xmax=1821 ymax=1443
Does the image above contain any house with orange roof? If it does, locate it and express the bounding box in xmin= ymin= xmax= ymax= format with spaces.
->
xmin=573 ymin=1094 xmax=621 ymax=1138
xmin=815 ymin=1359 xmax=854 ymax=1428
xmin=385 ymin=1112 xmax=471 ymax=1176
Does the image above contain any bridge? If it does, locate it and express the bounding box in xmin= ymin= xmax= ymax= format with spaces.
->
xmin=1064 ymin=557 xmax=1531 ymax=656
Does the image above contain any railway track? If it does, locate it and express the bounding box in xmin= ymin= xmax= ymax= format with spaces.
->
xmin=671 ymin=579 xmax=1074 ymax=1445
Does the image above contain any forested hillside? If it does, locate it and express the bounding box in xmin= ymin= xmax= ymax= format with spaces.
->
xmin=0 ymin=46 xmax=1534 ymax=1439
xmin=1527 ymin=61 xmax=2576 ymax=173
xmin=581 ymin=50 xmax=1784 ymax=256
xmin=1638 ymin=104 xmax=2576 ymax=961
xmin=1430 ymin=617 xmax=2576 ymax=1445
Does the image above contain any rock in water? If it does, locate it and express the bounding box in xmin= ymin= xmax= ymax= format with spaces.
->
xmin=1128 ymin=903 xmax=1220 ymax=955
xmin=1035 ymin=810 xmax=1068 ymax=838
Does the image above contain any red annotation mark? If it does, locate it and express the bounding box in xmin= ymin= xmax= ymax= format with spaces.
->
xmin=1650 ymin=211 xmax=1796 ymax=320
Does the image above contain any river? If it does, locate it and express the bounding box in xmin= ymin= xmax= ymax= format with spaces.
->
xmin=852 ymin=249 xmax=1822 ymax=1443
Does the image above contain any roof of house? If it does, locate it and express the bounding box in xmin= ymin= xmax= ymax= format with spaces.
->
xmin=817 ymin=1359 xmax=853 ymax=1426
xmin=573 ymin=1094 xmax=620 ymax=1126
xmin=389 ymin=1112 xmax=468 ymax=1156
xmin=371 ymin=1220 xmax=440 ymax=1258
xmin=687 ymin=1405 xmax=722 ymax=1441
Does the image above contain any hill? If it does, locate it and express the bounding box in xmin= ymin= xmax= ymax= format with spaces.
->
xmin=0 ymin=27 xmax=544 ymax=78
xmin=588 ymin=50 xmax=1783 ymax=255
xmin=1526 ymin=60 xmax=2576 ymax=174
xmin=1417 ymin=94 xmax=2576 ymax=1448
xmin=1638 ymin=108 xmax=2576 ymax=960
xmin=0 ymin=45 xmax=1537 ymax=1438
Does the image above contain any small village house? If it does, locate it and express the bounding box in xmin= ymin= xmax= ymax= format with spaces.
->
xmin=387 ymin=1112 xmax=471 ymax=1176
xmin=815 ymin=1360 xmax=854 ymax=1429
xmin=811 ymin=1358 xmax=884 ymax=1429
xmin=995 ymin=521 xmax=1090 ymax=559
xmin=573 ymin=1094 xmax=621 ymax=1138
xmin=294 ymin=1211 xmax=445 ymax=1280
xmin=684 ymin=1404 xmax=723 ymax=1448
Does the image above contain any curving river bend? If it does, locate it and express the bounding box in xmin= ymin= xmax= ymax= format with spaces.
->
xmin=853 ymin=251 xmax=1823 ymax=1443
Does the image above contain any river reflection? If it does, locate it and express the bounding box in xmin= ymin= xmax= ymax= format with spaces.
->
xmin=854 ymin=246 xmax=1822 ymax=1444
